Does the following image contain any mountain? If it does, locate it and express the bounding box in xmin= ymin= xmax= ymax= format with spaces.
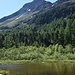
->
xmin=0 ymin=0 xmax=75 ymax=30
xmin=0 ymin=0 xmax=52 ymax=23
xmin=55 ymin=0 xmax=69 ymax=4
xmin=28 ymin=1 xmax=75 ymax=25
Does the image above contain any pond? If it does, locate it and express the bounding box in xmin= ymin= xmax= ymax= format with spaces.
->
xmin=0 ymin=61 xmax=75 ymax=75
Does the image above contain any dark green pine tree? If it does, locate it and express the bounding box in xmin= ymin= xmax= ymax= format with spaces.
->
xmin=3 ymin=36 xmax=13 ymax=49
xmin=64 ymin=19 xmax=72 ymax=45
xmin=71 ymin=19 xmax=75 ymax=46
xmin=58 ymin=27 xmax=64 ymax=45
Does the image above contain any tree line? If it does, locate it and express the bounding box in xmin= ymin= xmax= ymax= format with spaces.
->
xmin=0 ymin=18 xmax=75 ymax=49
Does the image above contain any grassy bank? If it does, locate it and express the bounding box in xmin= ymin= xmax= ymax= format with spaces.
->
xmin=0 ymin=60 xmax=31 ymax=64
xmin=0 ymin=69 xmax=9 ymax=74
xmin=0 ymin=60 xmax=75 ymax=64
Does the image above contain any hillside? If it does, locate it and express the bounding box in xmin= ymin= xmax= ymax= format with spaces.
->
xmin=0 ymin=0 xmax=75 ymax=29
xmin=0 ymin=0 xmax=52 ymax=29
xmin=28 ymin=1 xmax=75 ymax=25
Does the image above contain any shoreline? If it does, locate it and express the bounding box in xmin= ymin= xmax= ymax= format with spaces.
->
xmin=0 ymin=60 xmax=75 ymax=64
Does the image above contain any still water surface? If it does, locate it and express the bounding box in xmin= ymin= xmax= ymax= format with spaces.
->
xmin=0 ymin=61 xmax=75 ymax=75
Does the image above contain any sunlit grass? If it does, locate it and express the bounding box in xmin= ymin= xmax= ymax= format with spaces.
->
xmin=0 ymin=69 xmax=9 ymax=74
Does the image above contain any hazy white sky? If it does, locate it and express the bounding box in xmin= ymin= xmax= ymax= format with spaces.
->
xmin=0 ymin=0 xmax=57 ymax=18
